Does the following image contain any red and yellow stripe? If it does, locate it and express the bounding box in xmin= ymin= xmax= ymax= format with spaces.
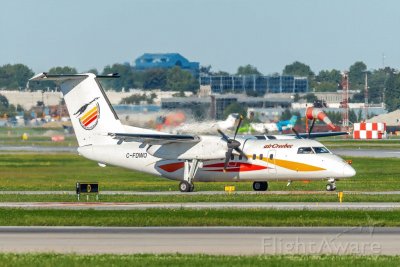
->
xmin=80 ymin=106 xmax=98 ymax=127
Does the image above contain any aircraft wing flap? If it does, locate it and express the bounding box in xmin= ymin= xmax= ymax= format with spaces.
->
xmin=109 ymin=133 xmax=201 ymax=145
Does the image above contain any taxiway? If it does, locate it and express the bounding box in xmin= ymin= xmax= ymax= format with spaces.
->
xmin=1 ymin=202 xmax=400 ymax=210
xmin=0 ymin=226 xmax=397 ymax=255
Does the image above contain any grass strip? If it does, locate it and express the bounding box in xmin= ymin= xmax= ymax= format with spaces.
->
xmin=1 ymin=193 xmax=400 ymax=203
xmin=0 ymin=208 xmax=399 ymax=226
xmin=0 ymin=254 xmax=399 ymax=267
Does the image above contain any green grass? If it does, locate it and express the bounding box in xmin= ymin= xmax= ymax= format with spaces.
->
xmin=1 ymin=208 xmax=400 ymax=226
xmin=0 ymin=153 xmax=400 ymax=192
xmin=0 ymin=254 xmax=399 ymax=267
xmin=1 ymin=192 xmax=400 ymax=203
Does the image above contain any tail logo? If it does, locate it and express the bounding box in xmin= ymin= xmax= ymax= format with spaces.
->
xmin=76 ymin=98 xmax=100 ymax=130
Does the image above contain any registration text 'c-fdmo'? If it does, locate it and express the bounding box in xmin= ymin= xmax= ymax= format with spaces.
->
xmin=126 ymin=152 xmax=148 ymax=159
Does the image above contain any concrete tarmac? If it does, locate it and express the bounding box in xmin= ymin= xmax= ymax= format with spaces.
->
xmin=0 ymin=226 xmax=397 ymax=255
xmin=1 ymin=202 xmax=400 ymax=210
xmin=332 ymin=148 xmax=400 ymax=158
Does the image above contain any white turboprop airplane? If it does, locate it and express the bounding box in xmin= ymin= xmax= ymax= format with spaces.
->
xmin=30 ymin=73 xmax=356 ymax=192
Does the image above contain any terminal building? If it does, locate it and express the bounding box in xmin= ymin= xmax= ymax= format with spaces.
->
xmin=199 ymin=75 xmax=308 ymax=95
xmin=134 ymin=53 xmax=200 ymax=77
xmin=162 ymin=95 xmax=292 ymax=120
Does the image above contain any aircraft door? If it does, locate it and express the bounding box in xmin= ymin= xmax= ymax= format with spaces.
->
xmin=267 ymin=150 xmax=277 ymax=173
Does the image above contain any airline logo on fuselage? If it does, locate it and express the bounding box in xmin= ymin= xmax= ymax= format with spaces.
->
xmin=75 ymin=98 xmax=100 ymax=130
xmin=263 ymin=143 xmax=293 ymax=149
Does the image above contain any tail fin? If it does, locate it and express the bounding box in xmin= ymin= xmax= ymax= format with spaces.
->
xmin=30 ymin=73 xmax=125 ymax=146
xmin=289 ymin=115 xmax=298 ymax=126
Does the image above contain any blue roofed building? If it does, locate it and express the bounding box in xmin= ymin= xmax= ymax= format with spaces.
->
xmin=134 ymin=53 xmax=199 ymax=77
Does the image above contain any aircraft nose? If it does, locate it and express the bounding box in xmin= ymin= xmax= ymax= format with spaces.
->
xmin=343 ymin=163 xmax=356 ymax=177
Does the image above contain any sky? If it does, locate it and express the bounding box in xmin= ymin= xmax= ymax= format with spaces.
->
xmin=1 ymin=0 xmax=400 ymax=75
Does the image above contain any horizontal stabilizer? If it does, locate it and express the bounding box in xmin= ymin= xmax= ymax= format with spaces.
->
xmin=29 ymin=72 xmax=120 ymax=82
xmin=109 ymin=133 xmax=201 ymax=145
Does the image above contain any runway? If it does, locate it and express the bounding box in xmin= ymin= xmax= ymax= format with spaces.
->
xmin=331 ymin=148 xmax=400 ymax=158
xmin=1 ymin=201 xmax=400 ymax=210
xmin=0 ymin=226 xmax=397 ymax=255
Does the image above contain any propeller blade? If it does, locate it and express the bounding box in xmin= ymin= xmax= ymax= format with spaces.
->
xmin=308 ymin=119 xmax=316 ymax=139
xmin=217 ymin=129 xmax=230 ymax=142
xmin=292 ymin=128 xmax=301 ymax=139
xmin=224 ymin=148 xmax=234 ymax=171
xmin=235 ymin=147 xmax=248 ymax=159
xmin=233 ymin=115 xmax=243 ymax=140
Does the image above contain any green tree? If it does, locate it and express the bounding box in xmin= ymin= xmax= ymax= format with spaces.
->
xmin=303 ymin=93 xmax=318 ymax=103
xmin=48 ymin=66 xmax=77 ymax=75
xmin=283 ymin=61 xmax=314 ymax=78
xmin=236 ymin=64 xmax=261 ymax=76
xmin=166 ymin=66 xmax=198 ymax=92
xmin=102 ymin=64 xmax=136 ymax=91
xmin=0 ymin=64 xmax=34 ymax=89
xmin=384 ymin=69 xmax=400 ymax=112
xmin=348 ymin=61 xmax=367 ymax=90
xmin=143 ymin=69 xmax=167 ymax=90
xmin=120 ymin=94 xmax=146 ymax=105
xmin=223 ymin=102 xmax=247 ymax=119
xmin=314 ymin=69 xmax=341 ymax=92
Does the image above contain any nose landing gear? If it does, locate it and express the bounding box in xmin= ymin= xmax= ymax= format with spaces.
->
xmin=326 ymin=178 xmax=336 ymax=191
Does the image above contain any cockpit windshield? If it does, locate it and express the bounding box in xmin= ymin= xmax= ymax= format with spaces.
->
xmin=313 ymin=147 xmax=330 ymax=154
xmin=297 ymin=147 xmax=314 ymax=154
xmin=297 ymin=147 xmax=331 ymax=154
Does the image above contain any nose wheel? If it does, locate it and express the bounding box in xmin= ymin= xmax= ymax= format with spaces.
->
xmin=253 ymin=181 xmax=268 ymax=191
xmin=326 ymin=178 xmax=336 ymax=191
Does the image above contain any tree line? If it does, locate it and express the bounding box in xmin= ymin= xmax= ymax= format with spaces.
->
xmin=1 ymin=61 xmax=400 ymax=111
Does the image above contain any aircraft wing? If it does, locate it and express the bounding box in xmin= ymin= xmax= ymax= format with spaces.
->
xmin=108 ymin=133 xmax=201 ymax=145
xmin=294 ymin=131 xmax=349 ymax=139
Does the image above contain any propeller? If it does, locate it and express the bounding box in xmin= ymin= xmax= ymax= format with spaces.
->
xmin=308 ymin=119 xmax=316 ymax=139
xmin=217 ymin=115 xmax=248 ymax=171
xmin=291 ymin=127 xmax=302 ymax=139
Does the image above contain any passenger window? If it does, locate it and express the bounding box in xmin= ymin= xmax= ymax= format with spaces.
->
xmin=269 ymin=154 xmax=273 ymax=160
xmin=260 ymin=154 xmax=263 ymax=160
xmin=230 ymin=154 xmax=235 ymax=160
xmin=297 ymin=147 xmax=314 ymax=154
xmin=239 ymin=155 xmax=243 ymax=160
xmin=252 ymin=154 xmax=256 ymax=160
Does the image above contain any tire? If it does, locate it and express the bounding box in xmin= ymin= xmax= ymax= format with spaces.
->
xmin=326 ymin=184 xmax=336 ymax=191
xmin=189 ymin=184 xmax=195 ymax=192
xmin=179 ymin=181 xmax=191 ymax=192
xmin=253 ymin=181 xmax=268 ymax=191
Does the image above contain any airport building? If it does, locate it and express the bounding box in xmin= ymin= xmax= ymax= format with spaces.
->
xmin=199 ymin=75 xmax=308 ymax=95
xmin=134 ymin=53 xmax=200 ymax=77
xmin=162 ymin=95 xmax=292 ymax=120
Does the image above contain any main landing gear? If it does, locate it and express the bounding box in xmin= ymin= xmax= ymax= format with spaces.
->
xmin=179 ymin=181 xmax=194 ymax=192
xmin=326 ymin=178 xmax=337 ymax=191
xmin=179 ymin=159 xmax=200 ymax=192
xmin=253 ymin=181 xmax=268 ymax=191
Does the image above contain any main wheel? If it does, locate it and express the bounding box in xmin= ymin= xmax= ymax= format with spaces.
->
xmin=253 ymin=181 xmax=268 ymax=191
xmin=179 ymin=181 xmax=191 ymax=192
xmin=189 ymin=183 xmax=195 ymax=192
